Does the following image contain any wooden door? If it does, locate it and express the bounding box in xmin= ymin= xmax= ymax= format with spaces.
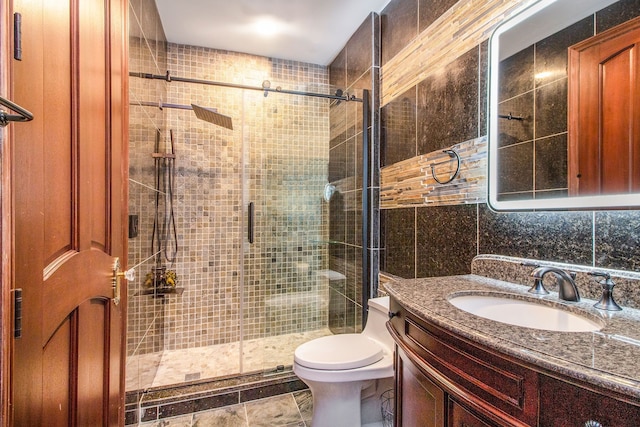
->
xmin=8 ymin=0 xmax=128 ymax=425
xmin=569 ymin=16 xmax=640 ymax=196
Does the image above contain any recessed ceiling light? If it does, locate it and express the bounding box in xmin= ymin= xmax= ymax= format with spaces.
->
xmin=250 ymin=16 xmax=285 ymax=37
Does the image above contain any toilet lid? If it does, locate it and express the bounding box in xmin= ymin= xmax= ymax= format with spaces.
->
xmin=294 ymin=334 xmax=383 ymax=370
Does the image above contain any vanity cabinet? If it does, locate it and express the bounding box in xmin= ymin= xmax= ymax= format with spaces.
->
xmin=395 ymin=345 xmax=445 ymax=427
xmin=538 ymin=376 xmax=640 ymax=427
xmin=396 ymin=341 xmax=495 ymax=427
xmin=388 ymin=297 xmax=640 ymax=427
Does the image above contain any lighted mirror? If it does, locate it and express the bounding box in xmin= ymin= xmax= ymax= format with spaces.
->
xmin=488 ymin=0 xmax=640 ymax=210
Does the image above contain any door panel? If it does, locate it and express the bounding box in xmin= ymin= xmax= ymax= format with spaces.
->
xmin=42 ymin=317 xmax=71 ymax=427
xmin=77 ymin=299 xmax=109 ymax=426
xmin=10 ymin=0 xmax=128 ymax=425
xmin=79 ymin=0 xmax=109 ymax=250
xmin=569 ymin=17 xmax=640 ymax=195
xmin=42 ymin=0 xmax=73 ymax=264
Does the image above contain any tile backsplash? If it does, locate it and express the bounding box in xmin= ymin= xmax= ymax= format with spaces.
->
xmin=471 ymin=255 xmax=640 ymax=310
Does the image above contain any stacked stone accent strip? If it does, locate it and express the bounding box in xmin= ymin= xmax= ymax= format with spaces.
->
xmin=381 ymin=136 xmax=486 ymax=208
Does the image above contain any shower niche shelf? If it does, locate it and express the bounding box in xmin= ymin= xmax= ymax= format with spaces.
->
xmin=135 ymin=287 xmax=185 ymax=297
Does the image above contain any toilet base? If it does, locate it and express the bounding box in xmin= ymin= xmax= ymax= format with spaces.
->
xmin=305 ymin=377 xmax=394 ymax=427
xmin=361 ymin=377 xmax=393 ymax=425
xmin=309 ymin=380 xmax=366 ymax=427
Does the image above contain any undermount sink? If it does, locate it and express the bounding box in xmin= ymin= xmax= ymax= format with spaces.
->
xmin=448 ymin=293 xmax=604 ymax=332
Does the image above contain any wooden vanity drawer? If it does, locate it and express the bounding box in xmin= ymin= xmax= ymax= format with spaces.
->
xmin=398 ymin=311 xmax=538 ymax=426
xmin=539 ymin=375 xmax=640 ymax=427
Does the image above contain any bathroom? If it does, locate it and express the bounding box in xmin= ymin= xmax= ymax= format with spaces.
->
xmin=125 ymin=0 xmax=640 ymax=425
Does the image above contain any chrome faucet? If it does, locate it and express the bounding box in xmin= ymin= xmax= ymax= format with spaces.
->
xmin=530 ymin=267 xmax=581 ymax=302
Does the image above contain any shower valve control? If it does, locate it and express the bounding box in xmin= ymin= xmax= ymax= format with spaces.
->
xmin=129 ymin=214 xmax=139 ymax=238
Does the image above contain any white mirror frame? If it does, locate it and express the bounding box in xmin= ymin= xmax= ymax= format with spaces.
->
xmin=487 ymin=0 xmax=639 ymax=211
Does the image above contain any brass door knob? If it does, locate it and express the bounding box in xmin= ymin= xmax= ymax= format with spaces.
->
xmin=112 ymin=257 xmax=135 ymax=305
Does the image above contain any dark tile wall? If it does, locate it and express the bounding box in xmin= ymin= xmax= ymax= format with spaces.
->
xmin=418 ymin=0 xmax=458 ymax=33
xmin=328 ymin=13 xmax=380 ymax=333
xmin=380 ymin=209 xmax=415 ymax=278
xmin=380 ymin=0 xmax=640 ymax=280
xmin=380 ymin=87 xmax=416 ymax=167
xmin=417 ymin=46 xmax=479 ymax=155
xmin=381 ymin=0 xmax=460 ymax=65
xmin=416 ymin=205 xmax=477 ymax=277
xmin=597 ymin=0 xmax=640 ymax=31
xmin=381 ymin=0 xmax=418 ymax=66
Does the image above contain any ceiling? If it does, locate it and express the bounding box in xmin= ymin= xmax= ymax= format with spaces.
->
xmin=155 ymin=0 xmax=392 ymax=66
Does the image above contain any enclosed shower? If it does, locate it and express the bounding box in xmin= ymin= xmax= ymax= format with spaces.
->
xmin=126 ymin=39 xmax=371 ymax=398
xmin=124 ymin=2 xmax=384 ymax=423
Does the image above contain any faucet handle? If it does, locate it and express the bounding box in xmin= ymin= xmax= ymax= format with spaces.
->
xmin=521 ymin=262 xmax=544 ymax=294
xmin=589 ymin=271 xmax=622 ymax=311
xmin=588 ymin=271 xmax=610 ymax=281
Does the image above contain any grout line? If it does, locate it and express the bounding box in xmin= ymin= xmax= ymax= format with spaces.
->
xmin=592 ymin=211 xmax=596 ymax=267
xmin=242 ymin=402 xmax=250 ymax=427
xmin=137 ymin=390 xmax=146 ymax=427
xmin=478 ymin=44 xmax=482 ymax=139
xmin=414 ymin=207 xmax=418 ymax=279
xmin=476 ymin=203 xmax=480 ymax=257
xmin=291 ymin=392 xmax=308 ymax=426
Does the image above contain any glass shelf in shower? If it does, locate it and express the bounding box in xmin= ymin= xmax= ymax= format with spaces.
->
xmin=134 ymin=287 xmax=185 ymax=297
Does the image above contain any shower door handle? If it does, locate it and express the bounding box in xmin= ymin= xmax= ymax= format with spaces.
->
xmin=248 ymin=202 xmax=254 ymax=244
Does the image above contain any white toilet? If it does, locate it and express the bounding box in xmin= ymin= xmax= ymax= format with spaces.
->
xmin=293 ymin=296 xmax=394 ymax=427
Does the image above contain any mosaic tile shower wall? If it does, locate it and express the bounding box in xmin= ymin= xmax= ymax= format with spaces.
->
xmin=127 ymin=0 xmax=169 ymax=391
xmin=161 ymin=44 xmax=331 ymax=349
xmin=243 ymin=90 xmax=330 ymax=339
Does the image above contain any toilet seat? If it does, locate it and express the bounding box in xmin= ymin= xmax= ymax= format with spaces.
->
xmin=294 ymin=334 xmax=383 ymax=370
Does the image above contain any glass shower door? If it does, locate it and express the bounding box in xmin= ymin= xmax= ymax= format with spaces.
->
xmin=241 ymin=85 xmax=332 ymax=375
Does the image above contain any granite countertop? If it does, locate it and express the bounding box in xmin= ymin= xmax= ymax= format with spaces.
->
xmin=384 ymin=274 xmax=640 ymax=399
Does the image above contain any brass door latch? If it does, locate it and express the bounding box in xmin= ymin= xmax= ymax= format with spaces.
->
xmin=112 ymin=257 xmax=135 ymax=305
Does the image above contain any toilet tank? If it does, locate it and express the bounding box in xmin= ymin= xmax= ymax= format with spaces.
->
xmin=362 ymin=296 xmax=394 ymax=351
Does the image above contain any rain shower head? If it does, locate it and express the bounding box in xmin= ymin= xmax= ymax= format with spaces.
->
xmin=191 ymin=104 xmax=233 ymax=130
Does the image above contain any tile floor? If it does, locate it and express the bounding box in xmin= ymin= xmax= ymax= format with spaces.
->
xmin=127 ymin=329 xmax=332 ymax=390
xmin=138 ymin=390 xmax=313 ymax=427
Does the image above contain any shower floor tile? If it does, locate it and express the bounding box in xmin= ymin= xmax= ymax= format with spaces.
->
xmin=127 ymin=329 xmax=332 ymax=391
